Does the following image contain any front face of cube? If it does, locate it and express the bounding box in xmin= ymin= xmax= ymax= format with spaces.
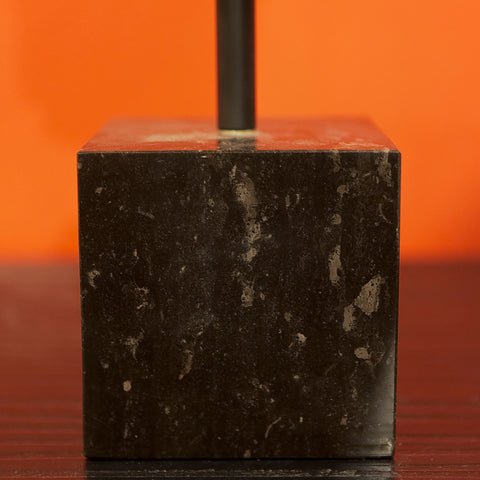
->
xmin=78 ymin=147 xmax=399 ymax=459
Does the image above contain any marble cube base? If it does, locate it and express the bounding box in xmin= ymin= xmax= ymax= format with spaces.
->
xmin=78 ymin=118 xmax=400 ymax=458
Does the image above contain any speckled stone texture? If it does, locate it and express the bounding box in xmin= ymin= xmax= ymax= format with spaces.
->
xmin=78 ymin=118 xmax=400 ymax=459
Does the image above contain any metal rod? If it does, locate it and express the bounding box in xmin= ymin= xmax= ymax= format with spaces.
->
xmin=217 ymin=0 xmax=256 ymax=130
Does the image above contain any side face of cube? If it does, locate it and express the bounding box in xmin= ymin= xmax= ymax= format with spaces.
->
xmin=78 ymin=148 xmax=400 ymax=459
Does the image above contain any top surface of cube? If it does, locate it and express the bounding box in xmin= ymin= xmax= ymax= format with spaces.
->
xmin=80 ymin=118 xmax=397 ymax=153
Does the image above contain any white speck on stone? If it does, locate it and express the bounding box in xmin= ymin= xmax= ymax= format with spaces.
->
xmin=331 ymin=214 xmax=342 ymax=225
xmin=299 ymin=416 xmax=304 ymax=423
xmin=378 ymin=202 xmax=391 ymax=224
xmin=241 ymin=281 xmax=254 ymax=307
xmin=377 ymin=149 xmax=392 ymax=187
xmin=243 ymin=246 xmax=258 ymax=263
xmin=101 ymin=361 xmax=109 ymax=369
xmin=243 ymin=449 xmax=252 ymax=458
xmin=328 ymin=245 xmax=342 ymax=286
xmin=296 ymin=333 xmax=307 ymax=344
xmin=124 ymin=332 xmax=144 ymax=359
xmin=264 ymin=416 xmax=282 ymax=439
xmin=179 ymin=265 xmax=186 ymax=274
xmin=87 ymin=269 xmax=100 ymax=289
xmin=229 ymin=167 xmax=262 ymax=262
xmin=95 ymin=186 xmax=103 ymax=195
xmin=208 ymin=198 xmax=215 ymax=207
xmin=340 ymin=414 xmax=348 ymax=426
xmin=354 ymin=347 xmax=371 ymax=360
xmin=178 ymin=349 xmax=194 ymax=380
xmin=123 ymin=380 xmax=132 ymax=392
xmin=284 ymin=312 xmax=292 ymax=322
xmin=285 ymin=194 xmax=291 ymax=208
xmin=343 ymin=304 xmax=356 ymax=332
xmin=164 ymin=406 xmax=170 ymax=415
xmin=260 ymin=292 xmax=265 ymax=301
xmin=293 ymin=374 xmax=300 ymax=381
xmin=337 ymin=184 xmax=349 ymax=198
xmin=332 ymin=150 xmax=341 ymax=173
xmin=295 ymin=193 xmax=301 ymax=204
xmin=352 ymin=387 xmax=358 ymax=400
xmin=251 ymin=378 xmax=271 ymax=393
xmin=137 ymin=207 xmax=155 ymax=219
xmin=135 ymin=287 xmax=151 ymax=311
xmin=354 ymin=275 xmax=385 ymax=316
xmin=133 ymin=249 xmax=138 ymax=259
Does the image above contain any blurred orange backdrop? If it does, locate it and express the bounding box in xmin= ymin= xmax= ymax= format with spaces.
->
xmin=0 ymin=0 xmax=479 ymax=262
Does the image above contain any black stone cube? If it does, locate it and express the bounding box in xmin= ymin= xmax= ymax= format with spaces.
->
xmin=78 ymin=118 xmax=400 ymax=458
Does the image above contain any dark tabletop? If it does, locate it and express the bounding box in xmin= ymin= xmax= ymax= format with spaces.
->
xmin=0 ymin=263 xmax=479 ymax=479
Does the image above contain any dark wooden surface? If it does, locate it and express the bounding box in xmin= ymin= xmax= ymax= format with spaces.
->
xmin=0 ymin=263 xmax=479 ymax=478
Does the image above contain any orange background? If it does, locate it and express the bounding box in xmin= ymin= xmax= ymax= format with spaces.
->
xmin=0 ymin=0 xmax=479 ymax=262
